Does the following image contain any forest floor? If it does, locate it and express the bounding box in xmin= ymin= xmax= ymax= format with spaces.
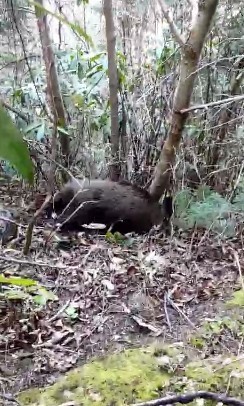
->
xmin=0 ymin=182 xmax=243 ymax=403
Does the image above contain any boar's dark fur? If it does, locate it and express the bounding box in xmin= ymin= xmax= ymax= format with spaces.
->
xmin=52 ymin=178 xmax=165 ymax=234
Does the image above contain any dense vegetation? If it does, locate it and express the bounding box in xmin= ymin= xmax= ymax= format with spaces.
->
xmin=0 ymin=2 xmax=244 ymax=404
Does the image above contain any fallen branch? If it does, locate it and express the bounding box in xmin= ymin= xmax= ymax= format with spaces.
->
xmin=131 ymin=391 xmax=244 ymax=406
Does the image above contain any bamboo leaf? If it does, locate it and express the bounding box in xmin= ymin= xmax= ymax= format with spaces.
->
xmin=0 ymin=105 xmax=34 ymax=184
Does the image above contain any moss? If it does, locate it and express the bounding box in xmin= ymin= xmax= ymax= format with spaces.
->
xmin=188 ymin=315 xmax=244 ymax=352
xmin=18 ymin=321 xmax=244 ymax=406
xmin=17 ymin=388 xmax=43 ymax=405
xmin=18 ymin=346 xmax=244 ymax=406
xmin=226 ymin=289 xmax=244 ymax=308
xmin=18 ymin=348 xmax=172 ymax=406
xmin=185 ymin=356 xmax=244 ymax=395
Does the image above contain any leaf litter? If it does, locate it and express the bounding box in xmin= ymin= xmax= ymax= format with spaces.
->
xmin=0 ymin=182 xmax=243 ymax=399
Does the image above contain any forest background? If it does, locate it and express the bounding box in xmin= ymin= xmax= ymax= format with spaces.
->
xmin=0 ymin=0 xmax=243 ymax=236
xmin=0 ymin=1 xmax=244 ymax=403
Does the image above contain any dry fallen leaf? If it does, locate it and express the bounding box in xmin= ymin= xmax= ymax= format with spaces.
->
xmin=131 ymin=315 xmax=163 ymax=336
xmin=101 ymin=279 xmax=115 ymax=291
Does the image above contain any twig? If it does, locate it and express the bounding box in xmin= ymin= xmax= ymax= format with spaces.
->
xmin=188 ymin=224 xmax=197 ymax=256
xmin=0 ymin=216 xmax=24 ymax=229
xmin=181 ymin=94 xmax=244 ymax=114
xmin=231 ymin=250 xmax=244 ymax=290
xmin=0 ymin=254 xmax=77 ymax=269
xmin=214 ymin=354 xmax=244 ymax=373
xmin=48 ymin=300 xmax=71 ymax=322
xmin=1 ymin=100 xmax=29 ymax=123
xmin=166 ymin=293 xmax=196 ymax=330
xmin=130 ymin=391 xmax=244 ymax=406
xmin=158 ymin=0 xmax=185 ymax=47
xmin=228 ymin=161 xmax=244 ymax=202
xmin=163 ymin=293 xmax=172 ymax=331
xmin=23 ymin=194 xmax=52 ymax=255
xmin=45 ymin=196 xmax=97 ymax=245
xmin=58 ymin=199 xmax=96 ymax=228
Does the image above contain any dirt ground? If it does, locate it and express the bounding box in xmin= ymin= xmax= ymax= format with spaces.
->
xmin=0 ymin=182 xmax=243 ymax=402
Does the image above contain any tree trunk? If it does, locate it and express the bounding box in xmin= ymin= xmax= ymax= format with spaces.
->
xmin=103 ymin=0 xmax=121 ymax=181
xmin=149 ymin=0 xmax=219 ymax=201
xmin=35 ymin=0 xmax=70 ymax=179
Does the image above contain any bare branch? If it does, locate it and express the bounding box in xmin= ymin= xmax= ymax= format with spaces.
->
xmin=158 ymin=0 xmax=185 ymax=47
xmin=181 ymin=94 xmax=244 ymax=114
xmin=189 ymin=1 xmax=199 ymax=29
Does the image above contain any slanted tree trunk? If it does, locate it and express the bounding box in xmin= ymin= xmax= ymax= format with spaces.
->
xmin=103 ymin=0 xmax=121 ymax=181
xmin=35 ymin=0 xmax=70 ymax=184
xmin=149 ymin=0 xmax=219 ymax=201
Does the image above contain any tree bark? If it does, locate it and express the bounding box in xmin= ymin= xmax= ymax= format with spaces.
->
xmin=149 ymin=0 xmax=219 ymax=201
xmin=103 ymin=0 xmax=121 ymax=181
xmin=35 ymin=0 xmax=70 ymax=177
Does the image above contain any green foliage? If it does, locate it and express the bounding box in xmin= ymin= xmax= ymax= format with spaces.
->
xmin=0 ymin=274 xmax=37 ymax=287
xmin=155 ymin=45 xmax=175 ymax=76
xmin=32 ymin=287 xmax=58 ymax=306
xmin=76 ymin=0 xmax=89 ymax=4
xmin=105 ymin=231 xmax=135 ymax=247
xmin=64 ymin=305 xmax=79 ymax=321
xmin=226 ymin=290 xmax=244 ymax=308
xmin=0 ymin=274 xmax=58 ymax=306
xmin=105 ymin=231 xmax=126 ymax=244
xmin=19 ymin=348 xmax=171 ymax=405
xmin=174 ymin=186 xmax=237 ymax=236
xmin=18 ymin=342 xmax=244 ymax=405
xmin=189 ymin=315 xmax=244 ymax=356
xmin=0 ymin=46 xmax=112 ymax=177
xmin=174 ymin=188 xmax=194 ymax=214
xmin=31 ymin=0 xmax=92 ymax=45
xmin=57 ymin=49 xmax=109 ymax=136
xmin=0 ymin=105 xmax=34 ymax=183
xmin=188 ymin=193 xmax=230 ymax=226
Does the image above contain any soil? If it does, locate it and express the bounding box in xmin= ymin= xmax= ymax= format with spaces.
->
xmin=0 ymin=181 xmax=243 ymax=403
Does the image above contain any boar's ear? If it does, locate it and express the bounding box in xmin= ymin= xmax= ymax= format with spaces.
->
xmin=53 ymin=187 xmax=76 ymax=213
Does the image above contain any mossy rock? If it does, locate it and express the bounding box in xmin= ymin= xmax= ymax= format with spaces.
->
xmin=18 ymin=343 xmax=244 ymax=406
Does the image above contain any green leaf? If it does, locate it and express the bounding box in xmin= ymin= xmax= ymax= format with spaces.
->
xmin=57 ymin=126 xmax=70 ymax=135
xmin=0 ymin=290 xmax=29 ymax=300
xmin=30 ymin=0 xmax=93 ymax=46
xmin=0 ymin=105 xmax=34 ymax=184
xmin=0 ymin=274 xmax=37 ymax=287
xmin=24 ymin=122 xmax=43 ymax=134
xmin=105 ymin=231 xmax=127 ymax=245
xmin=82 ymin=52 xmax=106 ymax=62
xmin=32 ymin=287 xmax=58 ymax=305
xmin=226 ymin=290 xmax=244 ymax=308
xmin=65 ymin=305 xmax=79 ymax=319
